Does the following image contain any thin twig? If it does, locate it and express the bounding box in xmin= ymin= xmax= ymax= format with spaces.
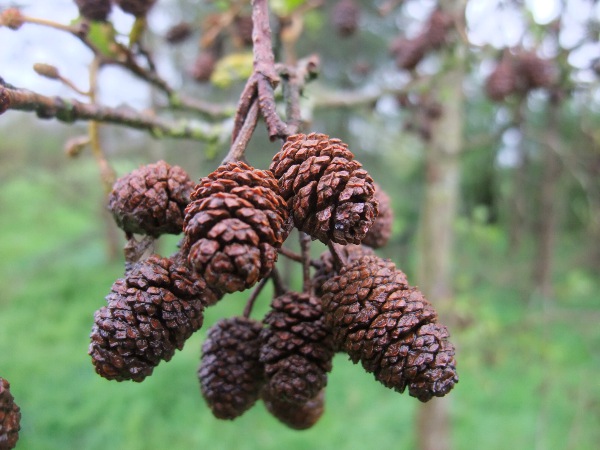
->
xmin=278 ymin=246 xmax=321 ymax=268
xmin=222 ymin=100 xmax=260 ymax=164
xmin=0 ymin=84 xmax=226 ymax=142
xmin=243 ymin=276 xmax=270 ymax=318
xmin=327 ymin=241 xmax=345 ymax=271
xmin=269 ymin=267 xmax=287 ymax=297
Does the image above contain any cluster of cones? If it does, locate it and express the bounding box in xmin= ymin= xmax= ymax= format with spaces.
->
xmin=485 ymin=49 xmax=557 ymax=102
xmin=90 ymin=133 xmax=458 ymax=429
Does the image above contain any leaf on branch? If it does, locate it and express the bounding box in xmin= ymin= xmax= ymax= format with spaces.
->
xmin=87 ymin=21 xmax=121 ymax=59
xmin=210 ymin=52 xmax=253 ymax=89
xmin=271 ymin=0 xmax=307 ymax=16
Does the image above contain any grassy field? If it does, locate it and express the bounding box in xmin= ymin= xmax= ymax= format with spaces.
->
xmin=1 ymin=154 xmax=599 ymax=450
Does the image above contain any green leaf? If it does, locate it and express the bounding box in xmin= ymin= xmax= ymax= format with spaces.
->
xmin=87 ymin=21 xmax=119 ymax=58
xmin=271 ymin=0 xmax=307 ymax=16
xmin=210 ymin=52 xmax=253 ymax=89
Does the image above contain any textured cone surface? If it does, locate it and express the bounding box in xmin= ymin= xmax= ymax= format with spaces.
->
xmin=260 ymin=293 xmax=335 ymax=404
xmin=165 ymin=22 xmax=192 ymax=44
xmin=89 ymin=254 xmax=220 ymax=382
xmin=0 ymin=378 xmax=20 ymax=450
xmin=183 ymin=161 xmax=289 ymax=294
xmin=362 ymin=184 xmax=393 ymax=248
xmin=270 ymin=133 xmax=378 ymax=245
xmin=331 ymin=0 xmax=360 ymax=37
xmin=199 ymin=317 xmax=264 ymax=420
xmin=422 ymin=9 xmax=453 ymax=49
xmin=389 ymin=36 xmax=428 ymax=71
xmin=262 ymin=388 xmax=324 ymax=430
xmin=108 ymin=160 xmax=194 ymax=237
xmin=313 ymin=244 xmax=375 ymax=298
xmin=321 ymin=255 xmax=458 ymax=402
xmin=115 ymin=0 xmax=156 ymax=17
xmin=485 ymin=57 xmax=517 ymax=102
xmin=517 ymin=51 xmax=557 ymax=90
xmin=75 ymin=0 xmax=111 ymax=21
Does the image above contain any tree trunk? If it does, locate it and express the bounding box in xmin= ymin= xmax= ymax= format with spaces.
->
xmin=416 ymin=2 xmax=466 ymax=448
xmin=532 ymin=101 xmax=562 ymax=298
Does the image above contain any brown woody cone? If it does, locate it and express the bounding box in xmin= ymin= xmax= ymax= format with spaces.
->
xmin=108 ymin=160 xmax=194 ymax=237
xmin=389 ymin=36 xmax=429 ymax=71
xmin=165 ymin=22 xmax=193 ymax=44
xmin=331 ymin=0 xmax=360 ymax=38
xmin=191 ymin=51 xmax=218 ymax=83
xmin=313 ymin=244 xmax=375 ymax=298
xmin=321 ymin=255 xmax=458 ymax=402
xmin=233 ymin=15 xmax=253 ymax=47
xmin=485 ymin=55 xmax=518 ymax=102
xmin=199 ymin=317 xmax=264 ymax=420
xmin=183 ymin=161 xmax=289 ymax=294
xmin=270 ymin=133 xmax=378 ymax=245
xmin=262 ymin=388 xmax=325 ymax=430
xmin=114 ymin=0 xmax=156 ymax=17
xmin=0 ymin=378 xmax=20 ymax=450
xmin=89 ymin=253 xmax=221 ymax=382
xmin=75 ymin=0 xmax=112 ymax=21
xmin=422 ymin=9 xmax=453 ymax=49
xmin=516 ymin=51 xmax=557 ymax=90
xmin=260 ymin=293 xmax=335 ymax=404
xmin=362 ymin=184 xmax=393 ymax=248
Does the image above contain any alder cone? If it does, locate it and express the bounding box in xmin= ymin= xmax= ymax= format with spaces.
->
xmin=183 ymin=161 xmax=289 ymax=294
xmin=199 ymin=317 xmax=264 ymax=420
xmin=191 ymin=51 xmax=218 ymax=83
xmin=114 ymin=0 xmax=156 ymax=17
xmin=270 ymin=133 xmax=378 ymax=245
xmin=331 ymin=0 xmax=360 ymax=37
xmin=75 ymin=0 xmax=111 ymax=21
xmin=516 ymin=51 xmax=557 ymax=90
xmin=262 ymin=388 xmax=325 ymax=430
xmin=233 ymin=15 xmax=253 ymax=46
xmin=422 ymin=9 xmax=453 ymax=49
xmin=108 ymin=160 xmax=194 ymax=237
xmin=312 ymin=244 xmax=375 ymax=298
xmin=165 ymin=22 xmax=193 ymax=44
xmin=321 ymin=255 xmax=458 ymax=402
xmin=362 ymin=184 xmax=393 ymax=248
xmin=89 ymin=254 xmax=220 ymax=382
xmin=260 ymin=293 xmax=335 ymax=404
xmin=0 ymin=378 xmax=20 ymax=450
xmin=389 ymin=36 xmax=428 ymax=71
xmin=485 ymin=57 xmax=517 ymax=102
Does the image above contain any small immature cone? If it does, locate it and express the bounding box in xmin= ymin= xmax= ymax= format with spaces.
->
xmin=485 ymin=56 xmax=517 ymax=102
xmin=75 ymin=0 xmax=112 ymax=21
xmin=114 ymin=0 xmax=157 ymax=17
xmin=321 ymin=255 xmax=458 ymax=402
xmin=270 ymin=133 xmax=378 ymax=245
xmin=165 ymin=22 xmax=193 ymax=44
xmin=262 ymin=388 xmax=325 ymax=430
xmin=0 ymin=8 xmax=25 ymax=30
xmin=233 ymin=15 xmax=253 ymax=47
xmin=199 ymin=317 xmax=264 ymax=420
xmin=389 ymin=36 xmax=428 ymax=71
xmin=362 ymin=184 xmax=393 ymax=248
xmin=260 ymin=293 xmax=335 ymax=404
xmin=516 ymin=51 xmax=557 ymax=90
xmin=108 ymin=160 xmax=194 ymax=237
xmin=183 ymin=162 xmax=289 ymax=294
xmin=89 ymin=253 xmax=221 ymax=382
xmin=331 ymin=0 xmax=360 ymax=38
xmin=0 ymin=378 xmax=21 ymax=450
xmin=190 ymin=51 xmax=218 ymax=83
xmin=422 ymin=9 xmax=453 ymax=49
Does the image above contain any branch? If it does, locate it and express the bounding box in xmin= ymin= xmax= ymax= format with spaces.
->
xmin=0 ymin=84 xmax=226 ymax=142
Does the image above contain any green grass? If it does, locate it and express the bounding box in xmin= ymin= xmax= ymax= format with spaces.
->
xmin=1 ymin=157 xmax=599 ymax=449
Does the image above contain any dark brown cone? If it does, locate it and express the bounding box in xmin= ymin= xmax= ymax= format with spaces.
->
xmin=485 ymin=56 xmax=518 ymax=102
xmin=262 ymin=388 xmax=324 ymax=430
xmin=516 ymin=51 xmax=557 ymax=90
xmin=270 ymin=133 xmax=378 ymax=245
xmin=89 ymin=253 xmax=220 ymax=382
xmin=389 ymin=36 xmax=429 ymax=71
xmin=191 ymin=51 xmax=218 ymax=83
xmin=108 ymin=160 xmax=194 ymax=237
xmin=260 ymin=293 xmax=335 ymax=405
xmin=114 ymin=0 xmax=156 ymax=17
xmin=75 ymin=0 xmax=112 ymax=21
xmin=233 ymin=15 xmax=253 ymax=47
xmin=320 ymin=255 xmax=458 ymax=402
xmin=199 ymin=317 xmax=264 ymax=420
xmin=165 ymin=22 xmax=193 ymax=44
xmin=0 ymin=378 xmax=20 ymax=450
xmin=331 ymin=0 xmax=360 ymax=38
xmin=313 ymin=244 xmax=375 ymax=298
xmin=183 ymin=161 xmax=289 ymax=294
xmin=362 ymin=184 xmax=393 ymax=248
xmin=422 ymin=9 xmax=453 ymax=49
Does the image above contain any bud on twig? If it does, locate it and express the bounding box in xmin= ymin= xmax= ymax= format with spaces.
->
xmin=0 ymin=8 xmax=25 ymax=30
xmin=33 ymin=63 xmax=60 ymax=80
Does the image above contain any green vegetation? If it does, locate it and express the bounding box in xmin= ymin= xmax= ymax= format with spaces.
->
xmin=1 ymin=142 xmax=598 ymax=450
